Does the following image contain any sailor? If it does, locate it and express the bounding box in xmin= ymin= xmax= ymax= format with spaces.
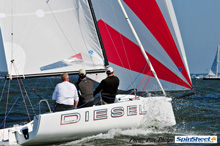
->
xmin=52 ymin=73 xmax=79 ymax=111
xmin=93 ymin=67 xmax=119 ymax=104
xmin=75 ymin=69 xmax=94 ymax=108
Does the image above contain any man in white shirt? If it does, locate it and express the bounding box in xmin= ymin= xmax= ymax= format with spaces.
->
xmin=52 ymin=73 xmax=79 ymax=112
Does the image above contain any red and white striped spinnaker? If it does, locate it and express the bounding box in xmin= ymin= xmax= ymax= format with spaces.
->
xmin=91 ymin=0 xmax=192 ymax=91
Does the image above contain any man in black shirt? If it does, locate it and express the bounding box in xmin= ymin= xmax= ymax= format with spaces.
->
xmin=75 ymin=69 xmax=94 ymax=108
xmin=93 ymin=67 xmax=119 ymax=104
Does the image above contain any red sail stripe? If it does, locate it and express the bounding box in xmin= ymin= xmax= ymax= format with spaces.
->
xmin=71 ymin=53 xmax=82 ymax=59
xmin=123 ymin=0 xmax=192 ymax=87
xmin=98 ymin=20 xmax=192 ymax=89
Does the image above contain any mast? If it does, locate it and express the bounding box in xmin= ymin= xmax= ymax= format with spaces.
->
xmin=117 ymin=0 xmax=166 ymax=96
xmin=216 ymin=44 xmax=220 ymax=77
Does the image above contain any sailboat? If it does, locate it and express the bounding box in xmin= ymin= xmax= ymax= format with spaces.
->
xmin=0 ymin=0 xmax=192 ymax=145
xmin=203 ymin=44 xmax=220 ymax=80
xmin=192 ymin=75 xmax=200 ymax=79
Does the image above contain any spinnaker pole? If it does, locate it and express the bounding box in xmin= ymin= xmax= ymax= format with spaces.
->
xmin=117 ymin=0 xmax=166 ymax=96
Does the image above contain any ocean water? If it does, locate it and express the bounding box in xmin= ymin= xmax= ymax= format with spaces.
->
xmin=0 ymin=78 xmax=219 ymax=145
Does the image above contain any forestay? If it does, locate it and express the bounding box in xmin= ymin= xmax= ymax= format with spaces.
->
xmin=91 ymin=0 xmax=192 ymax=91
xmin=0 ymin=0 xmax=106 ymax=78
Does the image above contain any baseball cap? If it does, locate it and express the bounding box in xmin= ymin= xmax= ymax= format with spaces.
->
xmin=106 ymin=67 xmax=113 ymax=73
xmin=79 ymin=69 xmax=86 ymax=76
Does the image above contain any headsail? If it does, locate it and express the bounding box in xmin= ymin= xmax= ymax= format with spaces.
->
xmin=208 ymin=44 xmax=220 ymax=77
xmin=0 ymin=27 xmax=7 ymax=77
xmin=91 ymin=0 xmax=192 ymax=91
xmin=0 ymin=0 xmax=106 ymax=78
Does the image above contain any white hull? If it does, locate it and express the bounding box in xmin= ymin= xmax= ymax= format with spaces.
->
xmin=203 ymin=76 xmax=220 ymax=80
xmin=0 ymin=95 xmax=176 ymax=145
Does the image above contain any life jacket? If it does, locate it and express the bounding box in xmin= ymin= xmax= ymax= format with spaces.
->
xmin=77 ymin=79 xmax=93 ymax=104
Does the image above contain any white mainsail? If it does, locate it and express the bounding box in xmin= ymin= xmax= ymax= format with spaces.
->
xmin=91 ymin=0 xmax=192 ymax=91
xmin=0 ymin=0 xmax=106 ymax=78
xmin=208 ymin=44 xmax=220 ymax=77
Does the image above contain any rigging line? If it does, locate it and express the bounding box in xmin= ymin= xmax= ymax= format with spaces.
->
xmin=93 ymin=1 xmax=131 ymax=82
xmin=125 ymin=62 xmax=148 ymax=90
xmin=121 ymin=75 xmax=150 ymax=99
xmin=48 ymin=77 xmax=55 ymax=88
xmin=109 ymin=1 xmax=135 ymax=88
xmin=22 ymin=80 xmax=37 ymax=116
xmin=12 ymin=64 xmax=31 ymax=122
xmin=3 ymin=62 xmax=13 ymax=128
xmin=92 ymin=74 xmax=98 ymax=84
xmin=128 ymin=69 xmax=151 ymax=96
xmin=3 ymin=79 xmax=10 ymax=128
xmin=128 ymin=73 xmax=149 ymax=96
xmin=129 ymin=78 xmax=149 ymax=99
xmin=0 ymin=79 xmax=7 ymax=101
xmin=10 ymin=0 xmax=14 ymax=62
xmin=135 ymin=74 xmax=148 ymax=89
xmin=13 ymin=63 xmax=36 ymax=116
xmin=0 ymin=94 xmax=20 ymax=129
xmin=76 ymin=95 xmax=99 ymax=108
xmin=46 ymin=3 xmax=76 ymax=54
xmin=137 ymin=75 xmax=151 ymax=98
xmin=136 ymin=62 xmax=150 ymax=88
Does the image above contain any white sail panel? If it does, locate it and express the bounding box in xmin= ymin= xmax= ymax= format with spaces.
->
xmin=0 ymin=0 xmax=105 ymax=78
xmin=208 ymin=52 xmax=218 ymax=76
xmin=92 ymin=0 xmax=192 ymax=91
xmin=208 ymin=45 xmax=220 ymax=76
xmin=0 ymin=27 xmax=7 ymax=77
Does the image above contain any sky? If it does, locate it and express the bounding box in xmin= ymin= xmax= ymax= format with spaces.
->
xmin=172 ymin=0 xmax=220 ymax=74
